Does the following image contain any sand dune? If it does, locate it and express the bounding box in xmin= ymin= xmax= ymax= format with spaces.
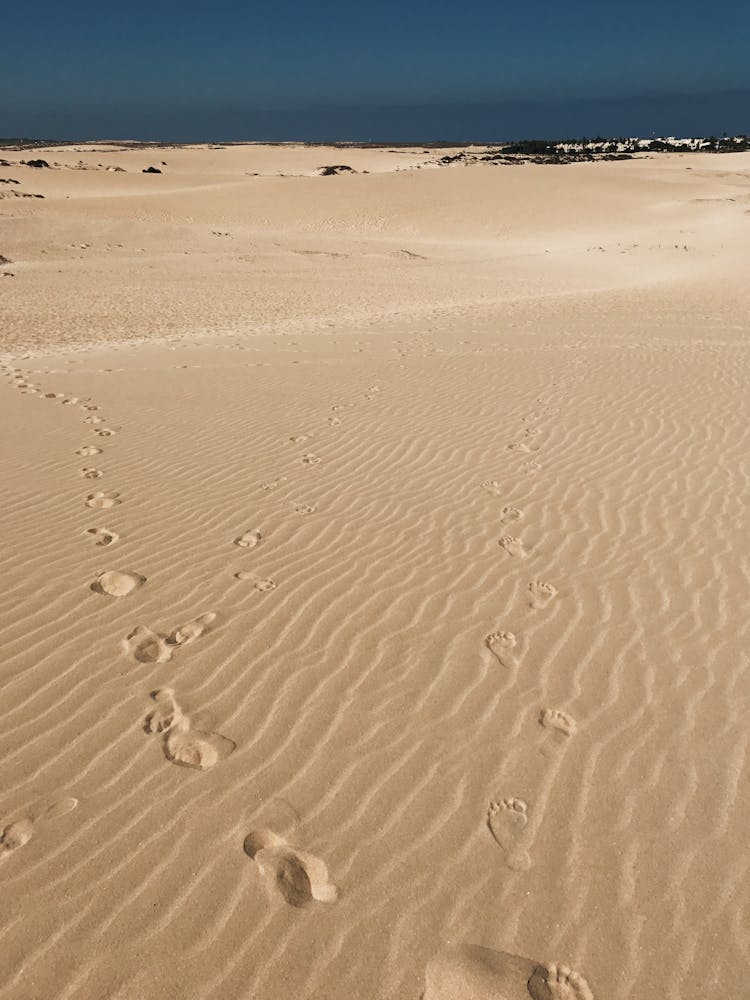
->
xmin=1 ymin=143 xmax=749 ymax=999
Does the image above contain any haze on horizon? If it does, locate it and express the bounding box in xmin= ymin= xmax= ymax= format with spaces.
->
xmin=2 ymin=0 xmax=748 ymax=141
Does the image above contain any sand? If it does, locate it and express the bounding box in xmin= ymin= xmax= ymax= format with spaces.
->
xmin=1 ymin=143 xmax=749 ymax=1000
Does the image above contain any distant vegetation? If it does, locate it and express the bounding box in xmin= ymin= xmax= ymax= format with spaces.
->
xmin=1 ymin=135 xmax=748 ymax=156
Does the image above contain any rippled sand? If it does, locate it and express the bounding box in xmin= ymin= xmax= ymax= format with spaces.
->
xmin=1 ymin=144 xmax=748 ymax=1000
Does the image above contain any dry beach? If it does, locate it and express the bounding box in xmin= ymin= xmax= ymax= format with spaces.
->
xmin=1 ymin=142 xmax=749 ymax=1000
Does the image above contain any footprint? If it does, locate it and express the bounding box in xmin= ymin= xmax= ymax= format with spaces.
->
xmin=85 ymin=527 xmax=119 ymax=547
xmin=500 ymin=505 xmax=523 ymax=524
xmin=486 ymin=798 xmax=531 ymax=870
xmin=143 ymin=688 xmax=235 ymax=768
xmin=75 ymin=445 xmax=102 ymax=457
xmin=481 ymin=480 xmax=503 ymax=496
xmin=163 ymin=717 xmax=235 ymax=771
xmin=235 ymin=529 xmax=262 ymax=548
xmin=327 ymin=416 xmax=341 ymax=426
xmin=1 ymin=797 xmax=78 ymax=860
xmin=233 ymin=575 xmax=277 ymax=591
xmin=91 ymin=570 xmax=146 ymax=597
xmin=485 ymin=630 xmax=517 ymax=666
xmin=80 ymin=467 xmax=103 ymax=479
xmin=527 ymin=963 xmax=594 ymax=1000
xmin=244 ymin=829 xmax=338 ymax=907
xmin=167 ymin=612 xmax=217 ymax=646
xmin=507 ymin=441 xmax=533 ymax=453
xmin=499 ymin=536 xmax=526 ymax=558
xmin=522 ymin=460 xmax=541 ymax=473
xmin=0 ymin=818 xmax=34 ymax=854
xmin=144 ymin=687 xmax=187 ymax=734
xmin=122 ymin=626 xmax=173 ymax=664
xmin=529 ymin=580 xmax=557 ymax=609
xmin=302 ymin=453 xmax=320 ymax=465
xmin=259 ymin=479 xmax=284 ymax=492
xmin=84 ymin=415 xmax=104 ymax=425
xmin=96 ymin=428 xmax=116 ymax=437
xmin=86 ymin=491 xmax=120 ymax=509
xmin=295 ymin=503 xmax=316 ymax=514
xmin=81 ymin=404 xmax=99 ymax=412
xmin=539 ymin=708 xmax=577 ymax=737
xmin=289 ymin=434 xmax=312 ymax=443
xmin=424 ymin=946 xmax=593 ymax=1000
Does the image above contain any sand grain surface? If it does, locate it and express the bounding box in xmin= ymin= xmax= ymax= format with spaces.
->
xmin=1 ymin=144 xmax=749 ymax=1000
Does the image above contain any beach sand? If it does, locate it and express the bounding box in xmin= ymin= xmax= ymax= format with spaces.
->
xmin=1 ymin=143 xmax=749 ymax=1000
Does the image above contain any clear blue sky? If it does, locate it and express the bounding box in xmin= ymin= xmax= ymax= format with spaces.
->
xmin=2 ymin=0 xmax=748 ymax=140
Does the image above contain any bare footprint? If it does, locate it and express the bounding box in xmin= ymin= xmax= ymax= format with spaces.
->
xmin=507 ymin=441 xmax=533 ymax=453
xmin=522 ymin=460 xmax=541 ymax=473
xmin=95 ymin=428 xmax=116 ymax=437
xmin=527 ymin=962 xmax=594 ymax=1000
xmin=85 ymin=527 xmax=119 ymax=547
xmin=327 ymin=416 xmax=341 ymax=426
xmin=163 ymin=717 xmax=236 ymax=771
xmin=244 ymin=829 xmax=338 ymax=907
xmin=481 ymin=479 xmax=503 ymax=496
xmin=487 ymin=798 xmax=531 ymax=870
xmin=80 ymin=467 xmax=103 ymax=479
xmin=91 ymin=570 xmax=146 ymax=597
xmin=500 ymin=505 xmax=523 ymax=524
xmin=122 ymin=625 xmax=173 ymax=664
xmin=168 ymin=611 xmax=217 ymax=646
xmin=302 ymin=453 xmax=320 ymax=465
xmin=145 ymin=682 xmax=230 ymax=766
xmin=234 ymin=573 xmax=277 ymax=591
xmin=1 ymin=797 xmax=78 ymax=860
xmin=235 ymin=529 xmax=262 ymax=548
xmin=75 ymin=445 xmax=102 ymax=457
xmin=423 ymin=946 xmax=594 ymax=1000
xmin=0 ymin=818 xmax=34 ymax=854
xmin=485 ymin=630 xmax=517 ymax=667
xmin=539 ymin=708 xmax=577 ymax=737
xmin=529 ymin=580 xmax=558 ymax=609
xmin=289 ymin=434 xmax=312 ymax=443
xmin=86 ymin=491 xmax=120 ymax=509
xmin=295 ymin=503 xmax=316 ymax=514
xmin=499 ymin=535 xmax=526 ymax=558
xmin=145 ymin=688 xmax=186 ymax=734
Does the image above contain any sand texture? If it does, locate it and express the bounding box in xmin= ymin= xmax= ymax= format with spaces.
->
xmin=1 ymin=144 xmax=749 ymax=1000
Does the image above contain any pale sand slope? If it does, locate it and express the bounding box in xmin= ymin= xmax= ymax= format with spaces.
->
xmin=0 ymin=146 xmax=749 ymax=1000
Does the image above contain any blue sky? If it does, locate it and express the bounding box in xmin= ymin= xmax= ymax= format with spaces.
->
xmin=2 ymin=0 xmax=748 ymax=139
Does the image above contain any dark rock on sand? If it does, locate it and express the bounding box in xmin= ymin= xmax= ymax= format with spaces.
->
xmin=317 ymin=165 xmax=355 ymax=176
xmin=143 ymin=166 xmax=162 ymax=174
